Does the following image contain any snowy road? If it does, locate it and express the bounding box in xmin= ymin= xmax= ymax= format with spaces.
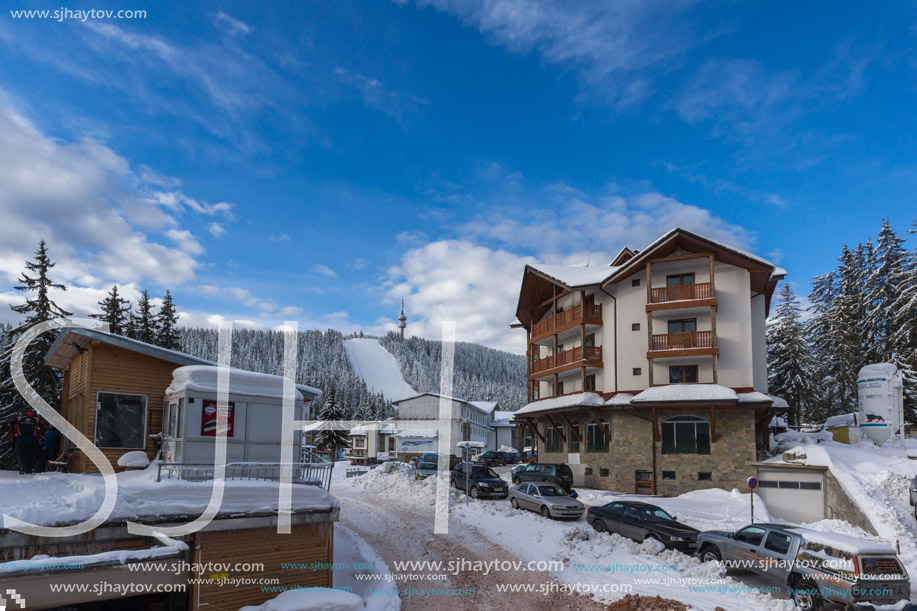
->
xmin=330 ymin=464 xmax=797 ymax=610
xmin=333 ymin=468 xmax=611 ymax=610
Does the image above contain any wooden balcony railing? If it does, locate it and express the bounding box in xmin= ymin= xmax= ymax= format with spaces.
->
xmin=531 ymin=303 xmax=602 ymax=340
xmin=650 ymin=282 xmax=712 ymax=304
xmin=531 ymin=345 xmax=602 ymax=375
xmin=651 ymin=330 xmax=713 ymax=351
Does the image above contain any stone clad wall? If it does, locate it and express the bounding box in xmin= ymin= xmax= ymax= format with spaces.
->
xmin=534 ymin=407 xmax=757 ymax=496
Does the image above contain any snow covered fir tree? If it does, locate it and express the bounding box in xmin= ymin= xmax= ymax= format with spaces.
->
xmin=766 ymin=283 xmax=818 ymax=426
xmin=313 ymin=388 xmax=349 ymax=460
xmin=0 ymin=241 xmax=71 ymax=468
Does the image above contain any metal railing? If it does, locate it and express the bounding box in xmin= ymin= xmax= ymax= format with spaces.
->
xmin=157 ymin=461 xmax=333 ymax=490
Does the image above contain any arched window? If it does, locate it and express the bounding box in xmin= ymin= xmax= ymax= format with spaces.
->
xmin=661 ymin=415 xmax=710 ymax=455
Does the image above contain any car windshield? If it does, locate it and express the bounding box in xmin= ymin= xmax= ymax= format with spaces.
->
xmin=419 ymin=462 xmax=437 ymax=469
xmin=537 ymin=485 xmax=566 ymax=497
xmin=639 ymin=507 xmax=675 ymax=523
xmin=471 ymin=467 xmax=499 ymax=478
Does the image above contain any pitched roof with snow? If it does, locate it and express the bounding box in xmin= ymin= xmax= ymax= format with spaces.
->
xmin=631 ymin=384 xmax=738 ymax=403
xmin=527 ymin=262 xmax=621 ymax=288
xmin=167 ymin=365 xmax=308 ymax=401
xmin=470 ymin=401 xmax=498 ymax=414
xmin=514 ymin=392 xmax=606 ymax=417
xmin=491 ymin=410 xmax=517 ymax=427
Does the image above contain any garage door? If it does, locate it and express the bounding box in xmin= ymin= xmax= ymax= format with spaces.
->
xmin=756 ymin=469 xmax=825 ymax=524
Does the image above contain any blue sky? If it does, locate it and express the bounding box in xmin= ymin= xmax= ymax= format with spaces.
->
xmin=0 ymin=1 xmax=915 ymax=353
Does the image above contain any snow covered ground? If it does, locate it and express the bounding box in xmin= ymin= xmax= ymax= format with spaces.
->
xmin=337 ymin=463 xmax=797 ymax=610
xmin=0 ymin=461 xmax=337 ymax=526
xmin=769 ymin=438 xmax=917 ymax=579
xmin=344 ymin=338 xmax=415 ymax=402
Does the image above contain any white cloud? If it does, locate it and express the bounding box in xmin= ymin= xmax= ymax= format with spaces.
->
xmin=311 ymin=264 xmax=338 ymax=278
xmin=403 ymin=0 xmax=700 ymax=109
xmin=385 ymin=240 xmax=534 ymax=354
xmin=0 ymin=101 xmax=218 ymax=289
xmin=208 ymin=222 xmax=225 ymax=238
xmin=270 ymin=233 xmax=291 ymax=242
xmin=347 ymin=258 xmax=369 ymax=270
xmin=214 ymin=11 xmax=253 ymax=37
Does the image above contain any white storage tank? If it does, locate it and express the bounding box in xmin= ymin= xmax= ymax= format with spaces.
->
xmin=162 ymin=365 xmax=321 ymax=468
xmin=857 ymin=363 xmax=904 ymax=446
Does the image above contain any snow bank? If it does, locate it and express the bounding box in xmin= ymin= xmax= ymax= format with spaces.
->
xmin=333 ymin=524 xmax=400 ymax=611
xmin=0 ymin=462 xmax=338 ymax=527
xmin=775 ymin=440 xmax=917 ymax=581
xmin=771 ymin=429 xmax=833 ymax=454
xmin=167 ymin=365 xmax=305 ymax=401
xmin=117 ymin=450 xmax=150 ymax=468
xmin=239 ymin=589 xmax=363 ymax=611
xmin=343 ymin=339 xmax=415 ymax=402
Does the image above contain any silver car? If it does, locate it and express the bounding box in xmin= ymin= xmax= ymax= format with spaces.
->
xmin=509 ymin=482 xmax=584 ymax=519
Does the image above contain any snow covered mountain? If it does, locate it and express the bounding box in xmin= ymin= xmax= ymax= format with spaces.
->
xmin=179 ymin=328 xmax=526 ymax=417
xmin=344 ymin=338 xmax=416 ymax=401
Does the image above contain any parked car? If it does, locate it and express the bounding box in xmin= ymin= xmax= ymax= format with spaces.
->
xmin=520 ymin=450 xmax=533 ymax=462
xmin=414 ymin=461 xmax=439 ymax=479
xmin=910 ymin=475 xmax=917 ymax=519
xmin=503 ymin=450 xmax=520 ymax=463
xmin=409 ymin=456 xmax=422 ymax=468
xmin=511 ymin=463 xmax=574 ymax=492
xmin=476 ymin=451 xmax=508 ymax=466
xmin=509 ymin=482 xmax=584 ymax=519
xmin=422 ymin=453 xmax=460 ymax=469
xmin=450 ymin=463 xmax=508 ymax=499
xmin=587 ymin=501 xmax=699 ymax=552
xmin=366 ymin=457 xmax=383 ymax=466
xmin=696 ymin=523 xmax=910 ymax=610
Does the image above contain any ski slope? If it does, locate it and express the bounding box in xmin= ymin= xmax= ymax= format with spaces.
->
xmin=344 ymin=338 xmax=415 ymax=402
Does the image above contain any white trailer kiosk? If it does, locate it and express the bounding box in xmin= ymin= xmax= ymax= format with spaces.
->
xmin=161 ymin=366 xmax=322 ymax=478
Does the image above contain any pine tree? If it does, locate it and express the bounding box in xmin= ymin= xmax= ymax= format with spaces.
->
xmin=90 ymin=285 xmax=131 ymax=335
xmin=0 ymin=241 xmax=72 ymax=468
xmin=767 ymin=284 xmax=818 ymax=425
xmin=156 ymin=290 xmax=180 ymax=350
xmin=313 ymin=389 xmax=349 ymax=462
xmin=865 ymin=220 xmax=907 ymax=361
xmin=130 ymin=290 xmax=158 ymax=344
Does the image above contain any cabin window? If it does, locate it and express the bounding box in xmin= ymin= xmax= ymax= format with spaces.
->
xmin=632 ymin=323 xmax=640 ymax=331
xmin=667 ymin=318 xmax=697 ymax=334
xmin=633 ymin=368 xmax=642 ymax=376
xmin=631 ymin=279 xmax=640 ymax=287
xmin=599 ymin=468 xmax=609 ymax=477
xmin=545 ymin=427 xmax=563 ymax=453
xmin=95 ymin=392 xmax=147 ymax=449
xmin=698 ymin=472 xmax=712 ymax=481
xmin=669 ymin=365 xmax=698 ymax=384
xmin=556 ymin=381 xmax=565 ymax=396
xmin=584 ymin=467 xmax=593 ymax=476
xmin=586 ymin=419 xmax=608 ymax=453
xmin=662 ymin=471 xmax=676 ymax=480
xmin=584 ymin=333 xmax=596 ymax=347
xmin=661 ymin=415 xmax=710 ymax=455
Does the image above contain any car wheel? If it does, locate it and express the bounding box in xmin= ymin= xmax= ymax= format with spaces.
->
xmin=470 ymin=486 xmax=480 ymax=499
xmin=511 ymin=497 xmax=519 ymax=510
xmin=452 ymin=479 xmax=460 ymax=489
xmin=791 ymin=581 xmax=823 ymax=611
xmin=540 ymin=505 xmax=551 ymax=519
xmin=512 ymin=477 xmax=520 ymax=485
xmin=592 ymin=520 xmax=606 ymax=533
xmin=700 ymin=546 xmax=721 ymax=563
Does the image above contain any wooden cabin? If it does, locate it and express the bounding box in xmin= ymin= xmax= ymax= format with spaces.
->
xmin=46 ymin=329 xmax=214 ymax=473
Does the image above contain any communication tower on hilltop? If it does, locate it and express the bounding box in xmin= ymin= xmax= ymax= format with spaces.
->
xmin=398 ymin=297 xmax=407 ymax=340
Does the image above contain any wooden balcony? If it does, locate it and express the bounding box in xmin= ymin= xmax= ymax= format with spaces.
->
xmin=647 ymin=331 xmax=719 ymax=359
xmin=529 ymin=345 xmax=602 ymax=379
xmin=531 ymin=303 xmax=602 ymax=343
xmin=646 ymin=282 xmax=716 ymax=311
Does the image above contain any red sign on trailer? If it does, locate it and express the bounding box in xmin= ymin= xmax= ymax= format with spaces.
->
xmin=201 ymin=400 xmax=235 ymax=437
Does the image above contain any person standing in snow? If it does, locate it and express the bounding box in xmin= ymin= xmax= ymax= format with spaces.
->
xmin=13 ymin=409 xmax=44 ymax=474
xmin=36 ymin=421 xmax=61 ymax=473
